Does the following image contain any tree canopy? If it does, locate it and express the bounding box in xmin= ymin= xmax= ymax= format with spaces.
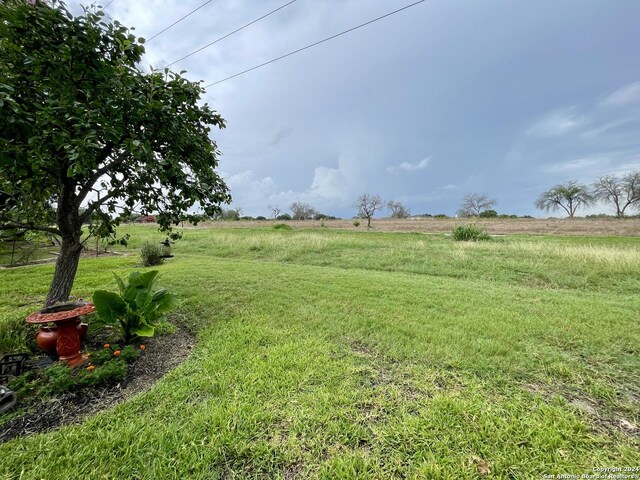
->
xmin=0 ymin=1 xmax=230 ymax=304
xmin=354 ymin=193 xmax=384 ymax=228
xmin=592 ymin=172 xmax=640 ymax=218
xmin=289 ymin=202 xmax=317 ymax=220
xmin=387 ymin=200 xmax=410 ymax=219
xmin=457 ymin=193 xmax=496 ymax=217
xmin=534 ymin=181 xmax=593 ymax=218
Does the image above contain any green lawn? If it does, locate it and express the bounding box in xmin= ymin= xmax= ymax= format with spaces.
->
xmin=1 ymin=225 xmax=639 ymax=478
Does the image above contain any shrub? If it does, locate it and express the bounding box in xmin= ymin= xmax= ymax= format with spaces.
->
xmin=82 ymin=358 xmax=127 ymax=387
xmin=276 ymin=213 xmax=292 ymax=221
xmin=433 ymin=214 xmax=448 ymax=218
xmin=272 ymin=223 xmax=293 ymax=231
xmin=353 ymin=220 xmax=361 ymax=228
xmin=479 ymin=209 xmax=498 ymax=218
xmin=41 ymin=363 xmax=75 ymax=394
xmin=452 ymin=224 xmax=491 ymax=241
xmin=255 ymin=216 xmax=267 ymax=221
xmin=93 ymin=271 xmax=177 ymax=344
xmin=117 ymin=345 xmax=140 ymax=363
xmin=140 ymin=241 xmax=164 ymax=267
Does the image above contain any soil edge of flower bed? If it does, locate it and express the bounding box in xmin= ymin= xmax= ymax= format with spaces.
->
xmin=0 ymin=325 xmax=195 ymax=443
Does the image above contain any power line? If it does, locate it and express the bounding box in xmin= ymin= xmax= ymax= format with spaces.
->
xmin=146 ymin=0 xmax=216 ymax=43
xmin=204 ymin=0 xmax=425 ymax=88
xmin=165 ymin=0 xmax=297 ymax=69
xmin=102 ymin=0 xmax=115 ymax=9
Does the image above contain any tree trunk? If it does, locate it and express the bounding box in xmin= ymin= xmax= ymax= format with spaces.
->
xmin=45 ymin=237 xmax=83 ymax=306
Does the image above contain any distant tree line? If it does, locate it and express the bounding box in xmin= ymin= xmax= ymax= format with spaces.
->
xmin=535 ymin=172 xmax=639 ymax=218
xmin=453 ymin=171 xmax=639 ymax=219
xmin=159 ymin=170 xmax=640 ymax=223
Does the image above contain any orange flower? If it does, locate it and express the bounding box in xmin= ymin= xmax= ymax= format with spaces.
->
xmin=86 ymin=365 xmax=95 ymax=371
xmin=103 ymin=344 xmax=110 ymax=348
xmin=139 ymin=345 xmax=146 ymax=350
xmin=113 ymin=350 xmax=121 ymax=356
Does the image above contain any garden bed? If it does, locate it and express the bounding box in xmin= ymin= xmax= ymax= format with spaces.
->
xmin=0 ymin=324 xmax=194 ymax=443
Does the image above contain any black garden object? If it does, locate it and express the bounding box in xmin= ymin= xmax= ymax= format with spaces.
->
xmin=159 ymin=239 xmax=174 ymax=258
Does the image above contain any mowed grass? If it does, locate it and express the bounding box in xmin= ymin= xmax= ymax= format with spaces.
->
xmin=0 ymin=225 xmax=639 ymax=478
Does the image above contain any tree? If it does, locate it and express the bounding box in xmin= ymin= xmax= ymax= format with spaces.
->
xmin=535 ymin=181 xmax=594 ymax=218
xmin=354 ymin=193 xmax=384 ymax=228
xmin=387 ymin=200 xmax=410 ymax=219
xmin=478 ymin=209 xmax=498 ymax=218
xmin=0 ymin=2 xmax=230 ymax=305
xmin=289 ymin=202 xmax=317 ymax=220
xmin=267 ymin=205 xmax=282 ymax=219
xmin=216 ymin=209 xmax=240 ymax=221
xmin=457 ymin=193 xmax=496 ymax=217
xmin=592 ymin=172 xmax=640 ymax=218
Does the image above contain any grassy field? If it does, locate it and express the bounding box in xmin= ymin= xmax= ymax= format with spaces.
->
xmin=200 ymin=217 xmax=640 ymax=236
xmin=0 ymin=225 xmax=639 ymax=478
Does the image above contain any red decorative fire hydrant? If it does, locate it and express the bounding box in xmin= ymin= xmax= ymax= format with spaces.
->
xmin=26 ymin=302 xmax=95 ymax=367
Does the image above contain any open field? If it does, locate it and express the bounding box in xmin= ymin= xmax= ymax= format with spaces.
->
xmin=201 ymin=217 xmax=640 ymax=236
xmin=1 ymin=225 xmax=639 ymax=478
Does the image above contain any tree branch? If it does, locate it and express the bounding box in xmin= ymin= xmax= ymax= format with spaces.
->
xmin=0 ymin=221 xmax=61 ymax=235
xmin=80 ymin=191 xmax=119 ymax=223
xmin=75 ymin=148 xmax=128 ymax=205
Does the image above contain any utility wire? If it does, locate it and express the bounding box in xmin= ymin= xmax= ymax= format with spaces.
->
xmin=204 ymin=0 xmax=425 ymax=88
xmin=146 ymin=0 xmax=216 ymax=43
xmin=102 ymin=0 xmax=115 ymax=9
xmin=165 ymin=0 xmax=297 ymax=68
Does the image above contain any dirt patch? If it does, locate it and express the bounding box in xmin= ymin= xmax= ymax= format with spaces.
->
xmin=347 ymin=338 xmax=424 ymax=401
xmin=522 ymin=382 xmax=639 ymax=439
xmin=0 ymin=325 xmax=195 ymax=443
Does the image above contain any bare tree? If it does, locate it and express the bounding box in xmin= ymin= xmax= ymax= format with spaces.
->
xmin=268 ymin=205 xmax=282 ymax=219
xmin=290 ymin=201 xmax=317 ymax=220
xmin=457 ymin=193 xmax=496 ymax=217
xmin=387 ymin=200 xmax=410 ymax=219
xmin=592 ymin=172 xmax=640 ymax=218
xmin=535 ymin=180 xmax=594 ymax=218
xmin=354 ymin=193 xmax=384 ymax=228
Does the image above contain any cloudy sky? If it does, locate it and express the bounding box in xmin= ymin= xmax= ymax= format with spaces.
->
xmin=69 ymin=0 xmax=640 ymax=218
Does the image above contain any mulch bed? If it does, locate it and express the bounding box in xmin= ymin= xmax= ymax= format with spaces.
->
xmin=0 ymin=325 xmax=195 ymax=443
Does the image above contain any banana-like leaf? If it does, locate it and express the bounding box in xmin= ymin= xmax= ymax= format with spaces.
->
xmin=133 ymin=323 xmax=154 ymax=337
xmin=114 ymin=273 xmax=126 ymax=296
xmin=92 ymin=290 xmax=128 ymax=325
xmin=130 ymin=270 xmax=158 ymax=290
xmin=150 ymin=289 xmax=177 ymax=314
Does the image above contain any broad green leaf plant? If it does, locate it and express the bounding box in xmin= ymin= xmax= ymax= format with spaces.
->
xmin=93 ymin=271 xmax=177 ymax=344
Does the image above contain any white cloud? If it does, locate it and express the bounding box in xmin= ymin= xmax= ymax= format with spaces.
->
xmin=579 ymin=117 xmax=639 ymax=140
xmin=540 ymin=156 xmax=609 ymax=174
xmin=221 ymin=154 xmax=368 ymax=216
xmin=599 ymin=81 xmax=640 ymax=107
xmin=611 ymin=157 xmax=640 ymax=176
xmin=222 ymin=170 xmax=279 ymax=212
xmin=386 ymin=157 xmax=430 ymax=173
xmin=308 ymin=166 xmax=350 ymax=201
xmin=526 ymin=108 xmax=586 ymax=137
